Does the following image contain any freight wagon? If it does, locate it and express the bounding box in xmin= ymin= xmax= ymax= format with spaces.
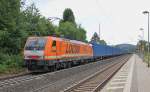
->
xmin=91 ymin=42 xmax=125 ymax=60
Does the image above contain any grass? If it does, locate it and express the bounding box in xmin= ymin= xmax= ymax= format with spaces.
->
xmin=144 ymin=52 xmax=150 ymax=65
xmin=0 ymin=53 xmax=25 ymax=75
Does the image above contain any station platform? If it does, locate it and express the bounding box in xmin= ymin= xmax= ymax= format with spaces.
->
xmin=100 ymin=54 xmax=150 ymax=92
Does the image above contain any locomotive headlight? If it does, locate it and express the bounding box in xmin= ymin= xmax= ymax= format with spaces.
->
xmin=40 ymin=56 xmax=44 ymax=59
xmin=27 ymin=55 xmax=44 ymax=60
xmin=36 ymin=56 xmax=44 ymax=59
xmin=24 ymin=56 xmax=28 ymax=59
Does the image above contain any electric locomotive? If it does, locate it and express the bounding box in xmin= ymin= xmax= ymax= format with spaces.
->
xmin=24 ymin=36 xmax=93 ymax=71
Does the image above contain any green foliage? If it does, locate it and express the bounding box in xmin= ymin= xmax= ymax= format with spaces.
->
xmin=59 ymin=8 xmax=87 ymax=42
xmin=98 ymin=40 xmax=107 ymax=45
xmin=136 ymin=40 xmax=148 ymax=52
xmin=58 ymin=22 xmax=87 ymax=42
xmin=0 ymin=53 xmax=23 ymax=74
xmin=76 ymin=26 xmax=87 ymax=41
xmin=62 ymin=8 xmax=75 ymax=24
xmin=0 ymin=0 xmax=22 ymax=54
xmin=90 ymin=32 xmax=107 ymax=45
xmin=58 ymin=22 xmax=76 ymax=39
xmin=0 ymin=1 xmax=56 ymax=74
xmin=22 ymin=4 xmax=56 ymax=36
xmin=144 ymin=52 xmax=150 ymax=65
xmin=0 ymin=1 xmax=87 ymax=74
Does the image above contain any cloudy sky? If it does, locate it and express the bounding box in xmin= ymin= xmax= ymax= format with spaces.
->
xmin=26 ymin=0 xmax=150 ymax=45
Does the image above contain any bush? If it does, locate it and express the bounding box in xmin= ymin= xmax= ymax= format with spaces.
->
xmin=0 ymin=53 xmax=24 ymax=74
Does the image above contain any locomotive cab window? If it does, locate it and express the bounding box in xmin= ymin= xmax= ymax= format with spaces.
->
xmin=25 ymin=37 xmax=46 ymax=50
xmin=52 ymin=40 xmax=56 ymax=52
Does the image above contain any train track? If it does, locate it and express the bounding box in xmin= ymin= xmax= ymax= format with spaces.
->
xmin=63 ymin=55 xmax=130 ymax=92
xmin=0 ymin=71 xmax=31 ymax=81
xmin=0 ymin=74 xmax=43 ymax=88
xmin=0 ymin=61 xmax=109 ymax=88
xmin=0 ymin=55 xmax=131 ymax=92
xmin=0 ymin=55 xmax=124 ymax=86
xmin=0 ymin=57 xmax=117 ymax=82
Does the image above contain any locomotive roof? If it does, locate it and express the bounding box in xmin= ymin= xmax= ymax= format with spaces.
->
xmin=51 ymin=36 xmax=92 ymax=46
xmin=28 ymin=36 xmax=92 ymax=46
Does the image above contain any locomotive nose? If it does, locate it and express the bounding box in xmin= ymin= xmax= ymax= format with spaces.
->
xmin=24 ymin=50 xmax=44 ymax=60
xmin=24 ymin=37 xmax=47 ymax=60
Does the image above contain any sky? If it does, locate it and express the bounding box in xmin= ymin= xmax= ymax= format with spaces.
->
xmin=26 ymin=0 xmax=150 ymax=45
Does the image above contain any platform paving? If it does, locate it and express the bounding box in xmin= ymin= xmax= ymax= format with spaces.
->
xmin=131 ymin=54 xmax=150 ymax=92
xmin=100 ymin=54 xmax=150 ymax=92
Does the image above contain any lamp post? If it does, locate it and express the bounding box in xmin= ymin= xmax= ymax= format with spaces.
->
xmin=140 ymin=28 xmax=144 ymax=40
xmin=143 ymin=11 xmax=150 ymax=67
xmin=140 ymin=28 xmax=144 ymax=60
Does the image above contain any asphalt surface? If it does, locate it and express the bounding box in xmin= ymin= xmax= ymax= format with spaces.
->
xmin=131 ymin=55 xmax=150 ymax=92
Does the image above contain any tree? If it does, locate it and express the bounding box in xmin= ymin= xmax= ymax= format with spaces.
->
xmin=0 ymin=0 xmax=23 ymax=54
xmin=23 ymin=3 xmax=41 ymax=35
xmin=37 ymin=17 xmax=56 ymax=36
xmin=61 ymin=8 xmax=76 ymax=24
xmin=0 ymin=0 xmax=58 ymax=73
xmin=90 ymin=32 xmax=107 ymax=45
xmin=98 ymin=40 xmax=107 ymax=45
xmin=90 ymin=32 xmax=100 ymax=42
xmin=58 ymin=21 xmax=87 ymax=42
xmin=76 ymin=25 xmax=87 ymax=42
xmin=137 ymin=40 xmax=148 ymax=52
xmin=22 ymin=3 xmax=56 ymax=36
xmin=0 ymin=3 xmax=89 ymax=73
xmin=58 ymin=22 xmax=76 ymax=40
xmin=58 ymin=8 xmax=87 ymax=42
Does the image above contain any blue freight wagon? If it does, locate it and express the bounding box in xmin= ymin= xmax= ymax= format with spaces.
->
xmin=91 ymin=42 xmax=125 ymax=59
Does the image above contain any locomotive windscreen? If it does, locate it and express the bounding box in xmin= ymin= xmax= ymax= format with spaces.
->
xmin=25 ymin=37 xmax=47 ymax=50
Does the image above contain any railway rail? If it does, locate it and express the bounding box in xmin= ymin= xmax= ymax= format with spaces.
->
xmin=31 ymin=55 xmax=130 ymax=92
xmin=0 ymin=55 xmax=131 ymax=92
xmin=0 ymin=74 xmax=41 ymax=88
xmin=0 ymin=71 xmax=31 ymax=81
xmin=0 ymin=56 xmax=123 ymax=86
xmin=63 ymin=55 xmax=130 ymax=92
xmin=0 ymin=57 xmax=116 ymax=88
